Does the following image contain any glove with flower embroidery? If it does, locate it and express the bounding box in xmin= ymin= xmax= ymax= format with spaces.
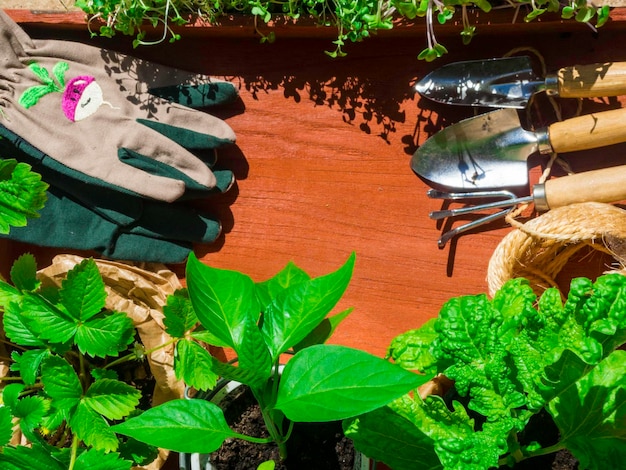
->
xmin=0 ymin=9 xmax=238 ymax=202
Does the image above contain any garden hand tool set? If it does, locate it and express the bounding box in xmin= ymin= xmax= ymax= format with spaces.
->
xmin=413 ymin=56 xmax=626 ymax=245
xmin=0 ymin=10 xmax=238 ymax=262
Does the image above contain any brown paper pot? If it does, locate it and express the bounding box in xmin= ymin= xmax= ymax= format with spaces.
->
xmin=0 ymin=254 xmax=186 ymax=470
xmin=487 ymin=202 xmax=626 ymax=297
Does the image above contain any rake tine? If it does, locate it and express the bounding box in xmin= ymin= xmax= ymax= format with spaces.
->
xmin=437 ymin=207 xmax=515 ymax=248
xmin=427 ymin=189 xmax=535 ymax=247
xmin=428 ymin=189 xmax=530 ymax=220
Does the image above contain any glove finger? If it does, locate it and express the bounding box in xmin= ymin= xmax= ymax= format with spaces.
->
xmin=2 ymin=185 xmax=122 ymax=254
xmin=32 ymin=38 xmax=238 ymax=107
xmin=109 ymin=234 xmax=192 ymax=264
xmin=137 ymin=112 xmax=235 ymax=150
xmin=129 ymin=201 xmax=221 ymax=244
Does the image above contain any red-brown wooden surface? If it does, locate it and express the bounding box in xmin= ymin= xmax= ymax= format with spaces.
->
xmin=4 ymin=8 xmax=626 ymax=469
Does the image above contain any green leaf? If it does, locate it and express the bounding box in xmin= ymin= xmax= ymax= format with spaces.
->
xmin=190 ymin=328 xmax=230 ymax=347
xmin=174 ymin=339 xmax=219 ymax=391
xmin=0 ymin=159 xmax=47 ymax=234
xmin=91 ymin=368 xmax=118 ymax=381
xmin=234 ymin=314 xmax=273 ymax=387
xmin=3 ymin=383 xmax=24 ymax=410
xmin=75 ymin=312 xmax=135 ymax=358
xmin=73 ymin=449 xmax=132 ymax=470
xmin=575 ymin=6 xmax=595 ymax=23
xmin=60 ymin=258 xmax=107 ymax=322
xmin=70 ymin=401 xmax=119 ymax=452
xmin=209 ymin=356 xmax=271 ymax=386
xmin=13 ymin=395 xmax=49 ymax=434
xmin=344 ymin=405 xmax=442 ymax=470
xmin=561 ymin=5 xmax=576 ymax=18
xmin=257 ymin=461 xmax=275 ymax=470
xmin=112 ymin=399 xmax=237 ymax=454
xmin=293 ymin=307 xmax=353 ymax=351
xmin=186 ymin=252 xmax=259 ymax=350
xmin=261 ymin=253 xmax=355 ymax=358
xmin=388 ymin=318 xmax=438 ymax=374
xmin=84 ymin=378 xmax=141 ymax=420
xmin=163 ymin=289 xmax=198 ymax=338
xmin=20 ymin=293 xmax=77 ymax=344
xmin=549 ymin=350 xmax=626 ymax=470
xmin=40 ymin=355 xmax=82 ymax=410
xmin=9 ymin=253 xmax=39 ymax=292
xmin=0 ymin=444 xmax=66 ymax=470
xmin=0 ymin=280 xmax=20 ymax=307
xmin=0 ymin=405 xmax=14 ymax=447
xmin=117 ymin=437 xmax=159 ymax=467
xmin=255 ymin=261 xmax=310 ymax=311
xmin=3 ymin=300 xmax=46 ymax=347
xmin=275 ymin=344 xmax=429 ymax=422
xmin=597 ymin=5 xmax=611 ymax=27
xmin=11 ymin=349 xmax=50 ymax=386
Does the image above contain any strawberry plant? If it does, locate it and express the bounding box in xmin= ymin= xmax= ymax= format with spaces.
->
xmin=73 ymin=0 xmax=612 ymax=59
xmin=0 ymin=253 xmax=231 ymax=470
xmin=344 ymin=275 xmax=626 ymax=469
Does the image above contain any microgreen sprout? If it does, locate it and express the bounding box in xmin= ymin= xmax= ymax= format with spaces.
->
xmin=73 ymin=0 xmax=614 ymax=59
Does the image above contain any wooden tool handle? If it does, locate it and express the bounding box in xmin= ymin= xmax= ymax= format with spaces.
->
xmin=539 ymin=165 xmax=626 ymax=210
xmin=558 ymin=62 xmax=626 ymax=98
xmin=548 ymin=107 xmax=626 ymax=153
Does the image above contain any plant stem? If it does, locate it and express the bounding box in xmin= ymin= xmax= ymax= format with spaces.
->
xmin=68 ymin=434 xmax=80 ymax=470
xmin=527 ymin=442 xmax=567 ymax=458
xmin=497 ymin=442 xmax=567 ymax=467
xmin=253 ymin=383 xmax=289 ymax=461
xmin=104 ymin=338 xmax=177 ymax=370
xmin=0 ymin=375 xmax=25 ymax=382
xmin=232 ymin=432 xmax=275 ymax=445
xmin=143 ymin=337 xmax=177 ymax=356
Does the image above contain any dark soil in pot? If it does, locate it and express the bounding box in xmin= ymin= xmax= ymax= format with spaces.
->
xmin=209 ymin=384 xmax=355 ymax=470
xmin=508 ymin=408 xmax=578 ymax=470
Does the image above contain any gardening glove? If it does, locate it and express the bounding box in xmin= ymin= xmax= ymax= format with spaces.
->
xmin=0 ymin=130 xmax=224 ymax=263
xmin=0 ymin=9 xmax=237 ymax=202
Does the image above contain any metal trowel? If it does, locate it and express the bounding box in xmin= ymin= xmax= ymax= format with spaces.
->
xmin=411 ymin=107 xmax=626 ymax=190
xmin=416 ymin=56 xmax=626 ymax=108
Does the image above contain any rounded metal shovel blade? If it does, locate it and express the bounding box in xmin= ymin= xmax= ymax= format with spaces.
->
xmin=411 ymin=109 xmax=540 ymax=190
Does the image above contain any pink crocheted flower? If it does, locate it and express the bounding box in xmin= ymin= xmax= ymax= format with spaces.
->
xmin=62 ymin=75 xmax=104 ymax=122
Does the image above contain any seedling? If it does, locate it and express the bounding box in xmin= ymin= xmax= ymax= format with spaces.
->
xmin=112 ymin=252 xmax=429 ymax=462
xmin=74 ymin=0 xmax=612 ymax=59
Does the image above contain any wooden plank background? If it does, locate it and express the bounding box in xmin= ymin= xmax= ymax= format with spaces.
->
xmin=4 ymin=8 xmax=626 ymax=470
xmin=4 ymin=10 xmax=626 ymax=362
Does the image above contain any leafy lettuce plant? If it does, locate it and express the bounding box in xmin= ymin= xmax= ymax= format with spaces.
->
xmin=344 ymin=274 xmax=626 ymax=469
xmin=112 ymin=252 xmax=429 ymax=462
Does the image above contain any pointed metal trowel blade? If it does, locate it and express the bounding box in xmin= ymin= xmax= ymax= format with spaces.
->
xmin=411 ymin=108 xmax=541 ymax=190
xmin=416 ymin=56 xmax=545 ymax=109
